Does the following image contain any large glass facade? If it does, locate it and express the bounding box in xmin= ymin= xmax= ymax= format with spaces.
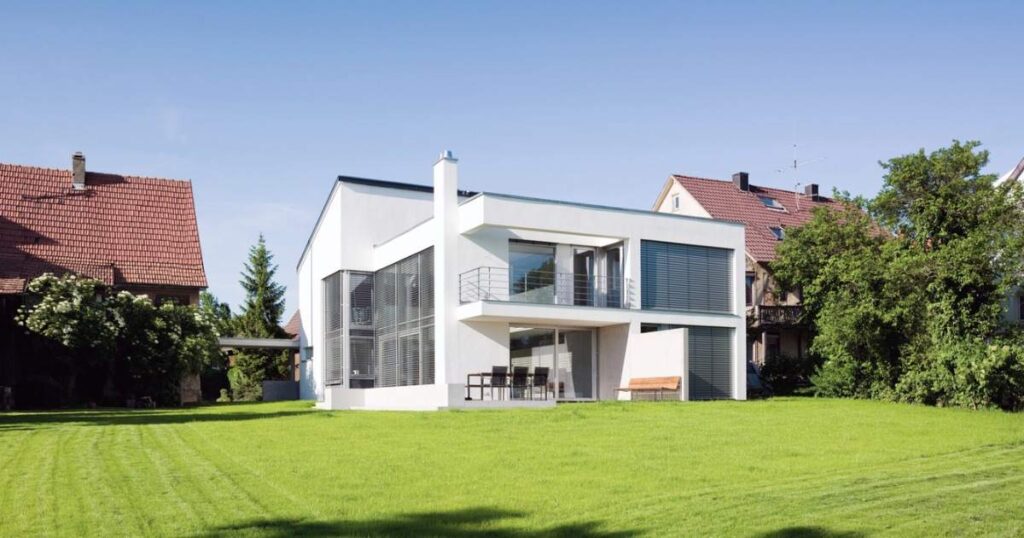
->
xmin=509 ymin=327 xmax=595 ymax=400
xmin=605 ymin=244 xmax=623 ymax=308
xmin=322 ymin=272 xmax=343 ymax=386
xmin=374 ymin=248 xmax=434 ymax=387
xmin=348 ymin=272 xmax=374 ymax=388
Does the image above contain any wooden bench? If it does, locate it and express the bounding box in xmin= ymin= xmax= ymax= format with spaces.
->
xmin=615 ymin=376 xmax=682 ymax=401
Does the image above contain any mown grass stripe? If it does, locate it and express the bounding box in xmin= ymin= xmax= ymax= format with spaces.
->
xmin=1 ymin=399 xmax=1021 ymax=537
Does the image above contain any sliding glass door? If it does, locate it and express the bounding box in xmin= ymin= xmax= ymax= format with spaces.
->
xmin=509 ymin=241 xmax=556 ymax=303
xmin=556 ymin=329 xmax=595 ymax=399
xmin=509 ymin=326 xmax=596 ymax=400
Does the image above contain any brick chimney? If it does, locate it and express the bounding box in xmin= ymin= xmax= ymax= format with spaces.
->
xmin=804 ymin=183 xmax=819 ymax=199
xmin=732 ymin=172 xmax=749 ymax=191
xmin=72 ymin=152 xmax=86 ymax=190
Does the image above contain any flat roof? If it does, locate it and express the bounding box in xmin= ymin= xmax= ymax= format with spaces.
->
xmin=300 ymin=174 xmax=743 ymax=268
xmin=338 ymin=175 xmax=478 ymax=198
xmin=463 ymin=192 xmax=745 ymax=227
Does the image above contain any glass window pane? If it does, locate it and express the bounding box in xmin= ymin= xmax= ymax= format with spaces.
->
xmin=509 ymin=240 xmax=556 ymax=303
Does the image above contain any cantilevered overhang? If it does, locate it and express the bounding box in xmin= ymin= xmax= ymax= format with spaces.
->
xmin=457 ymin=192 xmax=743 ymax=248
xmin=457 ymin=301 xmax=742 ymax=329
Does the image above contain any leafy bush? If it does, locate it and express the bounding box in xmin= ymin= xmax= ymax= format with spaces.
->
xmin=774 ymin=141 xmax=1024 ymax=411
xmin=896 ymin=336 xmax=1024 ymax=411
xmin=227 ymin=364 xmax=262 ymax=401
xmin=216 ymin=388 xmax=232 ymax=403
xmin=17 ymin=273 xmax=221 ymax=406
xmin=760 ymin=354 xmax=818 ymax=395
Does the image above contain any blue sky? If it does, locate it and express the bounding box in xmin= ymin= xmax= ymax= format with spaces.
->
xmin=1 ymin=1 xmax=1021 ymax=316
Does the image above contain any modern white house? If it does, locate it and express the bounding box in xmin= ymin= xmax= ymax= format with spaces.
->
xmin=296 ymin=152 xmax=746 ymax=410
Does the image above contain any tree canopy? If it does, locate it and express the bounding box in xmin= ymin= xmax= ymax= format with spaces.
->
xmin=236 ymin=234 xmax=287 ymax=339
xmin=773 ymin=141 xmax=1024 ymax=410
xmin=17 ymin=274 xmax=221 ymax=405
xmin=230 ymin=235 xmax=291 ymax=400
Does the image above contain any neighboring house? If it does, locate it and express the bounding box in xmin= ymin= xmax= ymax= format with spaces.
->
xmin=0 ymin=153 xmax=207 ymax=406
xmin=997 ymin=156 xmax=1024 ymax=323
xmin=282 ymin=311 xmax=302 ymax=382
xmin=997 ymin=156 xmax=1024 ymax=186
xmin=297 ymin=152 xmax=746 ymax=410
xmin=653 ymin=172 xmax=842 ymax=366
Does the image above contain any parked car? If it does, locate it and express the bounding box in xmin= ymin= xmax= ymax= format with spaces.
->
xmin=746 ymin=362 xmax=773 ymax=398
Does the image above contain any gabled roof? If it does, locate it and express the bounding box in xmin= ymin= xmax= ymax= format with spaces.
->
xmin=998 ymin=157 xmax=1024 ymax=185
xmin=282 ymin=310 xmax=301 ymax=341
xmin=670 ymin=175 xmax=843 ymax=263
xmin=0 ymin=162 xmax=207 ymax=294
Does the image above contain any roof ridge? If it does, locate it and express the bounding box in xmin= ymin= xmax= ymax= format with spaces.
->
xmin=674 ymin=173 xmax=830 ymax=199
xmin=0 ymin=162 xmax=192 ymax=184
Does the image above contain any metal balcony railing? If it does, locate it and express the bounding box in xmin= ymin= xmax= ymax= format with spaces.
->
xmin=459 ymin=266 xmax=631 ymax=308
xmin=753 ymin=305 xmax=805 ymax=326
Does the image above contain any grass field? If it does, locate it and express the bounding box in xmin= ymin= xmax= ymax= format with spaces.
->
xmin=1 ymin=398 xmax=1022 ymax=537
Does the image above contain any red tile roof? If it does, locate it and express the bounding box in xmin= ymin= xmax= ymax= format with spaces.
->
xmin=0 ymin=162 xmax=207 ymax=294
xmin=673 ymin=175 xmax=843 ymax=263
xmin=282 ymin=310 xmax=301 ymax=341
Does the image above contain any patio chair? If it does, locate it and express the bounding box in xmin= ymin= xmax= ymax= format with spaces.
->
xmin=531 ymin=367 xmax=549 ymax=400
xmin=511 ymin=366 xmax=529 ymax=399
xmin=489 ymin=366 xmax=509 ymax=400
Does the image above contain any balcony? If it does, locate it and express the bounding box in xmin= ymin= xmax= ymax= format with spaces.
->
xmin=750 ymin=305 xmax=805 ymax=328
xmin=459 ymin=266 xmax=631 ymax=309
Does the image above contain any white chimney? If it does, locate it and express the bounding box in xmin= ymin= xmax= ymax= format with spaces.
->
xmin=432 ymin=150 xmax=459 ymax=387
xmin=72 ymin=152 xmax=86 ymax=190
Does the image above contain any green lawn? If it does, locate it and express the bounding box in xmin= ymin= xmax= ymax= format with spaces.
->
xmin=1 ymin=399 xmax=1022 ymax=537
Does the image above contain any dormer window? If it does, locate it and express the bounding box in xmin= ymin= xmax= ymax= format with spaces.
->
xmin=770 ymin=226 xmax=785 ymax=240
xmin=759 ymin=196 xmax=785 ymax=210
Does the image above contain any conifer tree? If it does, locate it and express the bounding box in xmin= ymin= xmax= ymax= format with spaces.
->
xmin=237 ymin=234 xmax=286 ymax=338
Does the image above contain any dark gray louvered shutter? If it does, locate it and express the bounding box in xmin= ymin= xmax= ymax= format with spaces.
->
xmin=706 ymin=247 xmax=732 ymax=312
xmin=374 ymin=265 xmax=397 ymax=387
xmin=419 ymin=248 xmax=435 ymax=384
xmin=687 ymin=326 xmax=733 ymax=399
xmin=641 ymin=240 xmax=732 ymax=313
xmin=349 ymin=272 xmax=375 ymax=387
xmin=371 ymin=247 xmax=434 ymax=388
xmin=323 ymin=272 xmax=343 ymax=385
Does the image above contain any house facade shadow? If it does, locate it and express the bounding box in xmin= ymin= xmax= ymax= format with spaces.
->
xmin=198 ymin=507 xmax=641 ymax=538
xmin=754 ymin=527 xmax=867 ymax=538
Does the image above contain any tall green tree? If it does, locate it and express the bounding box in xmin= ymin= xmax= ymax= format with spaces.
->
xmin=231 ymin=235 xmax=289 ymax=400
xmin=774 ymin=141 xmax=1024 ymax=410
xmin=198 ymin=290 xmax=234 ymax=337
xmin=237 ymin=234 xmax=287 ymax=338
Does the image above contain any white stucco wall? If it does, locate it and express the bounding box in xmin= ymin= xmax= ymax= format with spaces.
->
xmin=618 ymin=325 xmax=688 ymax=400
xmin=299 ymin=159 xmax=747 ymax=409
xmin=654 ymin=179 xmax=712 ymax=218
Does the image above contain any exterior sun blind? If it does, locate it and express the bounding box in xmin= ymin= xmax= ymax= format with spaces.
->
xmin=349 ymin=272 xmax=374 ymax=387
xmin=323 ymin=272 xmax=343 ymax=386
xmin=373 ymin=247 xmax=434 ymax=388
xmin=641 ymin=240 xmax=732 ymax=313
xmin=374 ymin=264 xmax=398 ymax=387
xmin=688 ymin=326 xmax=732 ymax=400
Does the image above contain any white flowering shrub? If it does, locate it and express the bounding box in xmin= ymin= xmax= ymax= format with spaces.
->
xmin=16 ymin=274 xmax=118 ymax=350
xmin=17 ymin=273 xmax=222 ymax=405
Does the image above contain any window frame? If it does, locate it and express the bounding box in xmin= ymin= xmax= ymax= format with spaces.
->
xmin=758 ymin=195 xmax=785 ymax=211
